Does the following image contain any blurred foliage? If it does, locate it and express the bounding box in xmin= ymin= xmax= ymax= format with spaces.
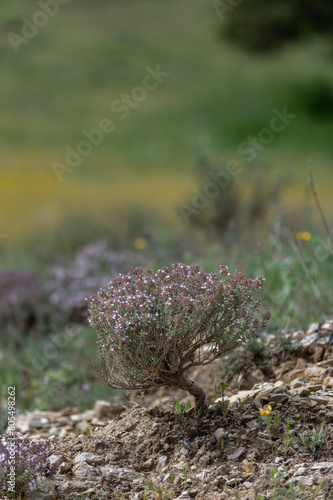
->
xmin=290 ymin=78 xmax=333 ymax=118
xmin=1 ymin=1 xmax=333 ymax=249
xmin=221 ymin=0 xmax=333 ymax=52
xmin=0 ymin=270 xmax=61 ymax=348
xmin=0 ymin=242 xmax=150 ymax=350
xmin=1 ymin=203 xmax=332 ymax=416
xmin=0 ymin=325 xmax=115 ymax=421
xmin=0 ymin=0 xmax=333 ymax=418
xmin=184 ymin=152 xmax=282 ymax=238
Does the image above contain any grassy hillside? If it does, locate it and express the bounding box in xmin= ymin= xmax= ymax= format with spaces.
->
xmin=0 ymin=0 xmax=332 ymax=249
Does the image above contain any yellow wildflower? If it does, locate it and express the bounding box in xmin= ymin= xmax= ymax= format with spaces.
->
xmin=133 ymin=237 xmax=148 ymax=250
xmin=258 ymin=404 xmax=272 ymax=416
xmin=296 ymin=231 xmax=311 ymax=242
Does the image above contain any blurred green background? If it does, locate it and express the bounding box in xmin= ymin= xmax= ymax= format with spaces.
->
xmin=0 ymin=0 xmax=333 ymax=416
xmin=0 ymin=0 xmax=332 ymax=252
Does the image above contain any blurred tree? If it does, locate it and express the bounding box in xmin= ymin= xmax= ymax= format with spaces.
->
xmin=217 ymin=0 xmax=333 ymax=52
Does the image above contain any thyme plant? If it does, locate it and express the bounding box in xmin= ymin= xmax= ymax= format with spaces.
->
xmin=87 ymin=263 xmax=270 ymax=411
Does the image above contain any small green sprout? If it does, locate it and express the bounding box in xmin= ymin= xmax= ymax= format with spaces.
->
xmin=285 ymin=419 xmax=291 ymax=452
xmin=267 ymin=413 xmax=274 ymax=433
xmin=182 ymin=466 xmax=188 ymax=484
xmin=235 ymin=395 xmax=253 ymax=410
xmin=293 ymin=422 xmax=326 ymax=453
xmin=173 ymin=398 xmax=191 ymax=414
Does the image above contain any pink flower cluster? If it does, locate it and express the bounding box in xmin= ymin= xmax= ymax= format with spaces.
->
xmin=86 ymin=263 xmax=270 ymax=390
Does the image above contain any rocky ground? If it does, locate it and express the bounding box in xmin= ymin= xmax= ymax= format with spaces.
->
xmin=4 ymin=320 xmax=333 ymax=499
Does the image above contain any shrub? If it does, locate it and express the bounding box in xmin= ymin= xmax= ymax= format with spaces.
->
xmin=87 ymin=263 xmax=270 ymax=411
xmin=0 ymin=435 xmax=56 ymax=499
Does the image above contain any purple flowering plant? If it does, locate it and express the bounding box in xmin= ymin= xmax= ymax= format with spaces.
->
xmin=0 ymin=436 xmax=57 ymax=499
xmin=87 ymin=263 xmax=270 ymax=411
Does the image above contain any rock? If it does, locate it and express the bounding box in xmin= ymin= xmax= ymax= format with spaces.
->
xmin=158 ymin=455 xmax=168 ymax=466
xmin=300 ymin=330 xmax=333 ymax=349
xmin=273 ymin=380 xmax=286 ymax=388
xmin=229 ymin=391 xmax=252 ymax=406
xmin=174 ymin=461 xmax=186 ymax=471
xmin=74 ymin=452 xmax=104 ymax=464
xmin=117 ymin=469 xmax=144 ymax=482
xmin=196 ymin=470 xmax=208 ymax=480
xmin=133 ymin=492 xmax=145 ymax=500
xmin=257 ymin=432 xmax=273 ymax=445
xmin=251 ymin=382 xmax=274 ymax=392
xmin=299 ymin=333 xmax=318 ymax=347
xmin=226 ymin=478 xmax=237 ymax=487
xmin=70 ymin=411 xmax=93 ymax=422
xmin=73 ymin=462 xmax=102 ymax=479
xmin=289 ymin=475 xmax=314 ymax=486
xmin=271 ymin=386 xmax=289 ymax=394
xmin=290 ymin=387 xmax=310 ymax=397
xmin=324 ymin=376 xmax=333 ymax=387
xmin=180 ymin=447 xmax=189 ymax=455
xmin=304 ymin=366 xmax=326 ymax=378
xmin=321 ymin=320 xmax=333 ymax=332
xmin=282 ymin=369 xmax=307 ymax=384
xmin=47 ymin=454 xmax=61 ymax=467
xmin=292 ymin=331 xmax=306 ymax=340
xmin=59 ymin=407 xmax=81 ymax=417
xmin=246 ymin=419 xmax=258 ymax=430
xmin=269 ymin=393 xmax=291 ymax=404
xmin=318 ymin=358 xmax=333 ymax=368
xmin=296 ymin=467 xmax=308 ymax=474
xmin=59 ymin=428 xmax=69 ymax=438
xmin=214 ymin=396 xmax=230 ymax=405
xmin=290 ymin=379 xmax=305 ymax=389
xmin=199 ymin=455 xmax=210 ymax=466
xmin=227 ymin=447 xmax=246 ymax=460
xmin=29 ymin=417 xmax=50 ymax=429
xmin=311 ymin=462 xmax=333 ymax=471
xmin=308 ymin=394 xmax=331 ymax=405
xmin=59 ymin=461 xmax=72 ymax=473
xmin=307 ymin=323 xmax=320 ymax=335
xmin=215 ymin=428 xmax=228 ymax=441
xmin=93 ymin=400 xmax=111 ymax=419
xmin=101 ymin=466 xmax=120 ymax=478
xmin=176 ymin=491 xmax=190 ymax=499
xmin=307 ymin=384 xmax=322 ymax=392
xmin=25 ymin=476 xmax=57 ymax=500
xmin=254 ymin=389 xmax=274 ymax=404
